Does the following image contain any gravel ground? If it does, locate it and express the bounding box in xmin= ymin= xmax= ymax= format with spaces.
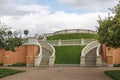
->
xmin=0 ymin=67 xmax=119 ymax=80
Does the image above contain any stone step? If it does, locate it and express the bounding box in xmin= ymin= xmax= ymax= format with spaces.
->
xmin=85 ymin=48 xmax=97 ymax=67
xmin=40 ymin=47 xmax=51 ymax=66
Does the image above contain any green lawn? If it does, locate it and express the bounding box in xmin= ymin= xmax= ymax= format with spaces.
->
xmin=0 ymin=68 xmax=25 ymax=78
xmin=104 ymin=70 xmax=120 ymax=80
xmin=47 ymin=33 xmax=98 ymax=40
xmin=54 ymin=45 xmax=84 ymax=64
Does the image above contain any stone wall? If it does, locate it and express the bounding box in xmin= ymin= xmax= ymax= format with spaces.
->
xmin=0 ymin=45 xmax=39 ymax=66
xmin=102 ymin=45 xmax=120 ymax=65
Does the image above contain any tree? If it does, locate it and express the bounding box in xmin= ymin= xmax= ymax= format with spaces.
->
xmin=0 ymin=22 xmax=28 ymax=51
xmin=24 ymin=30 xmax=29 ymax=37
xmin=97 ymin=1 xmax=120 ymax=48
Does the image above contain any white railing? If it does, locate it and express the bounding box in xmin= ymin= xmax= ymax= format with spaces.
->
xmin=54 ymin=29 xmax=97 ymax=35
xmin=81 ymin=41 xmax=99 ymax=56
xmin=34 ymin=43 xmax=42 ymax=67
xmin=96 ymin=44 xmax=102 ymax=66
xmin=47 ymin=39 xmax=95 ymax=46
xmin=44 ymin=29 xmax=97 ymax=37
xmin=41 ymin=34 xmax=47 ymax=41
xmin=39 ymin=40 xmax=55 ymax=66
xmin=23 ymin=37 xmax=42 ymax=67
xmin=80 ymin=40 xmax=102 ymax=67
xmin=96 ymin=44 xmax=101 ymax=56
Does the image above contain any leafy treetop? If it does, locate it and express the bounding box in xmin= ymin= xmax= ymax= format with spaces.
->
xmin=0 ymin=22 xmax=29 ymax=51
xmin=97 ymin=1 xmax=120 ymax=48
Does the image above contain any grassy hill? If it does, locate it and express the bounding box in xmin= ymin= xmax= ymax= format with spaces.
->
xmin=54 ymin=45 xmax=84 ymax=64
xmin=47 ymin=33 xmax=98 ymax=40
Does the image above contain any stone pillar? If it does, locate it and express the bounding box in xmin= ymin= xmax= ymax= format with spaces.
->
xmin=80 ymin=56 xmax=86 ymax=67
xmin=49 ymin=56 xmax=55 ymax=66
xmin=34 ymin=34 xmax=39 ymax=39
xmin=81 ymin=38 xmax=85 ymax=46
xmin=58 ymin=39 xmax=62 ymax=46
xmin=34 ymin=56 xmax=41 ymax=67
xmin=28 ymin=37 xmax=38 ymax=43
xmin=96 ymin=56 xmax=102 ymax=67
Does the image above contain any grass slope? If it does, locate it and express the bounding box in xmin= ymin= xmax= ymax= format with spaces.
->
xmin=104 ymin=70 xmax=120 ymax=80
xmin=47 ymin=33 xmax=98 ymax=40
xmin=0 ymin=68 xmax=25 ymax=78
xmin=54 ymin=45 xmax=84 ymax=64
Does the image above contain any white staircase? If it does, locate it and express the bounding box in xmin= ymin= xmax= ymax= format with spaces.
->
xmin=80 ymin=41 xmax=102 ymax=67
xmin=33 ymin=38 xmax=55 ymax=67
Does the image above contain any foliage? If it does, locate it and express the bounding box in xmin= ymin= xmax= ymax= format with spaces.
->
xmin=113 ymin=64 xmax=120 ymax=67
xmin=10 ymin=62 xmax=26 ymax=67
xmin=0 ymin=68 xmax=25 ymax=78
xmin=0 ymin=22 xmax=29 ymax=51
xmin=54 ymin=45 xmax=84 ymax=64
xmin=0 ymin=64 xmax=3 ymax=66
xmin=47 ymin=33 xmax=98 ymax=40
xmin=104 ymin=70 xmax=120 ymax=80
xmin=24 ymin=30 xmax=29 ymax=36
xmin=97 ymin=1 xmax=120 ymax=48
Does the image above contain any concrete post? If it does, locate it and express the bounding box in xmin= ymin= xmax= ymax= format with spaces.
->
xmin=28 ymin=37 xmax=38 ymax=43
xmin=96 ymin=56 xmax=102 ymax=67
xmin=81 ymin=38 xmax=85 ymax=46
xmin=80 ymin=56 xmax=86 ymax=67
xmin=58 ymin=39 xmax=62 ymax=46
xmin=49 ymin=56 xmax=55 ymax=66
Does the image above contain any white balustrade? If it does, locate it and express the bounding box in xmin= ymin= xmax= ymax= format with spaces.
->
xmin=44 ymin=29 xmax=97 ymax=37
xmin=96 ymin=44 xmax=102 ymax=67
xmin=81 ymin=41 xmax=99 ymax=56
xmin=39 ymin=40 xmax=55 ymax=66
xmin=80 ymin=40 xmax=100 ymax=67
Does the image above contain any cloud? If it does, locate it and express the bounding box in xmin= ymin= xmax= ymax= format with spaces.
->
xmin=0 ymin=6 xmax=108 ymax=35
xmin=0 ymin=0 xmax=39 ymax=16
xmin=57 ymin=0 xmax=119 ymax=11
xmin=17 ymin=5 xmax=51 ymax=15
xmin=0 ymin=0 xmax=115 ymax=36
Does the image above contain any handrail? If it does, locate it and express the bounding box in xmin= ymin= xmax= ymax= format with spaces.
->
xmin=96 ymin=44 xmax=102 ymax=67
xmin=34 ymin=43 xmax=42 ymax=67
xmin=96 ymin=44 xmax=101 ymax=56
xmin=41 ymin=34 xmax=47 ymax=41
xmin=39 ymin=40 xmax=55 ymax=66
xmin=54 ymin=29 xmax=97 ymax=35
xmin=80 ymin=40 xmax=102 ymax=67
xmin=81 ymin=40 xmax=99 ymax=56
xmin=44 ymin=29 xmax=97 ymax=37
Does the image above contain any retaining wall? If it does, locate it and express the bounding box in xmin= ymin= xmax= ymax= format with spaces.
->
xmin=0 ymin=45 xmax=39 ymax=66
xmin=102 ymin=45 xmax=120 ymax=64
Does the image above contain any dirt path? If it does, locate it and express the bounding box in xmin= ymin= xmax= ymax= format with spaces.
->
xmin=0 ymin=67 xmax=119 ymax=80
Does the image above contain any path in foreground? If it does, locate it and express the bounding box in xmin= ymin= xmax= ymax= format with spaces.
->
xmin=0 ymin=67 xmax=118 ymax=80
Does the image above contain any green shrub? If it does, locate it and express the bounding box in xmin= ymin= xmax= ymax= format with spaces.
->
xmin=0 ymin=64 xmax=3 ymax=66
xmin=113 ymin=64 xmax=120 ymax=67
xmin=104 ymin=70 xmax=120 ymax=80
xmin=10 ymin=62 xmax=26 ymax=67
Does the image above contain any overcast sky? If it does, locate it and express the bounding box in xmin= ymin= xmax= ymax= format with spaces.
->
xmin=0 ymin=0 xmax=119 ymax=36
